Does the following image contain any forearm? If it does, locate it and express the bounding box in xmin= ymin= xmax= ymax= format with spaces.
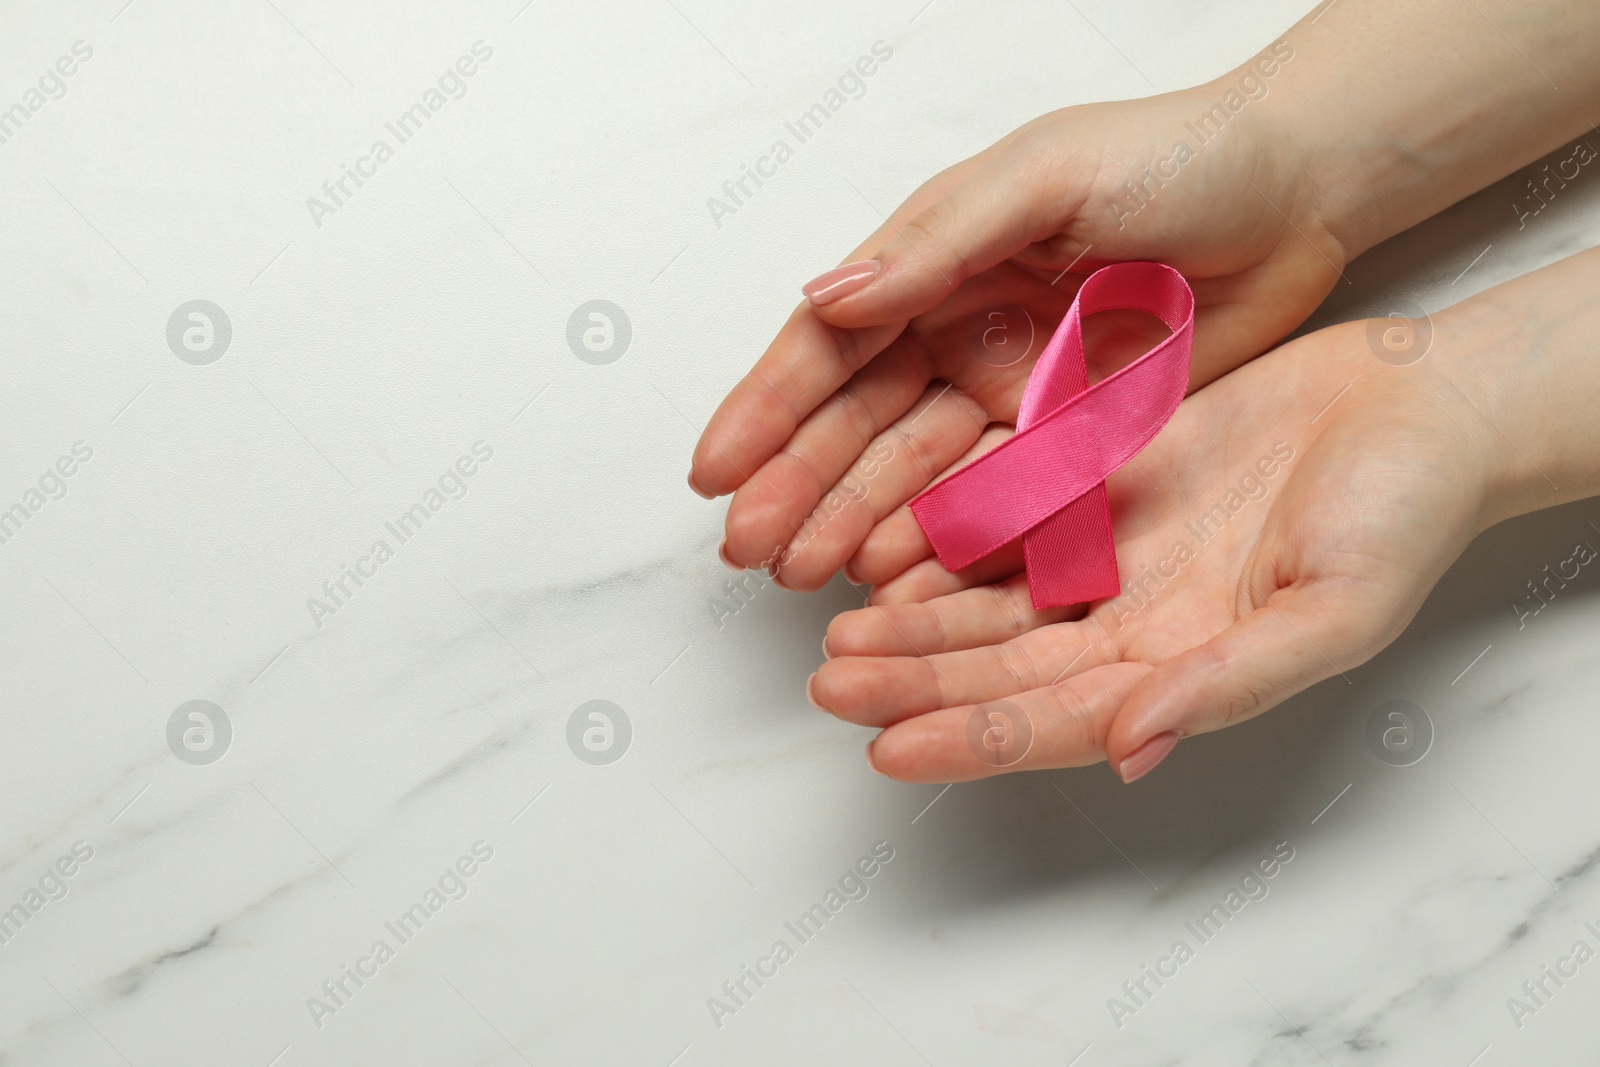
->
xmin=1250 ymin=0 xmax=1600 ymax=260
xmin=1430 ymin=244 xmax=1600 ymax=527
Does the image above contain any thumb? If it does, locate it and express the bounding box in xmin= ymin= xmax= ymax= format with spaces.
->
xmin=1103 ymin=581 xmax=1373 ymax=783
xmin=803 ymin=141 xmax=1086 ymax=327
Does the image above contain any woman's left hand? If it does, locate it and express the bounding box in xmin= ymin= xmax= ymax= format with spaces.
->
xmin=808 ymin=315 xmax=1512 ymax=783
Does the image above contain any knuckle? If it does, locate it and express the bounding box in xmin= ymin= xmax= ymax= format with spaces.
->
xmin=1045 ymin=682 xmax=1107 ymax=753
xmin=993 ymin=640 xmax=1037 ymax=694
xmin=994 ymin=584 xmax=1030 ymax=640
xmin=899 ymin=207 xmax=967 ymax=286
xmin=822 ymin=322 xmax=867 ymax=376
xmin=1220 ymin=678 xmax=1278 ymax=726
xmin=921 ymin=654 xmax=949 ymax=710
xmin=921 ymin=602 xmax=949 ymax=656
xmin=830 ymin=386 xmax=877 ymax=447
xmin=891 ymin=422 xmax=932 ymax=483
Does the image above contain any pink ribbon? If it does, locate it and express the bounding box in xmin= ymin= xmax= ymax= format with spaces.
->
xmin=910 ymin=262 xmax=1195 ymax=609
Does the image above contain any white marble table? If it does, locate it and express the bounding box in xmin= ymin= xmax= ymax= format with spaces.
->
xmin=4 ymin=0 xmax=1600 ymax=1063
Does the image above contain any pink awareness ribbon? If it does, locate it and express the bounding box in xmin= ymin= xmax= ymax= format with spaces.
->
xmin=910 ymin=261 xmax=1195 ymax=609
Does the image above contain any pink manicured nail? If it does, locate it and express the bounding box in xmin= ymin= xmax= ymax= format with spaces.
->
xmin=1118 ymin=730 xmax=1181 ymax=784
xmin=806 ymin=673 xmax=824 ymax=709
xmin=688 ymin=470 xmax=715 ymax=500
xmin=717 ymin=538 xmax=742 ymax=571
xmin=802 ymin=260 xmax=880 ymax=305
xmin=866 ymin=738 xmax=887 ymax=776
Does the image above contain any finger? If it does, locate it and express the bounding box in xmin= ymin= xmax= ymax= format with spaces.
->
xmin=691 ymin=312 xmax=905 ymax=498
xmin=833 ymin=151 xmax=996 ymax=264
xmin=798 ymin=146 xmax=1003 ymax=306
xmin=849 ymin=423 xmax=1016 ymax=587
xmin=824 ymin=573 xmax=1080 ymax=658
xmin=846 ymin=506 xmax=932 ymax=586
xmin=721 ymin=338 xmax=932 ymax=570
xmin=810 ymin=614 xmax=1113 ymax=728
xmin=868 ymin=545 xmax=1025 ymax=606
xmin=1103 ymin=579 xmax=1370 ymax=784
xmin=691 ymin=154 xmax=996 ymax=500
xmin=770 ymin=385 xmax=988 ymax=590
xmin=864 ymin=662 xmax=1154 ymax=783
xmin=810 ymin=136 xmax=1085 ymax=330
xmin=744 ymin=264 xmax=1060 ymax=575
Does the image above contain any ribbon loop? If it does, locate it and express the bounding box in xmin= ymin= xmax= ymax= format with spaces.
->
xmin=910 ymin=262 xmax=1195 ymax=609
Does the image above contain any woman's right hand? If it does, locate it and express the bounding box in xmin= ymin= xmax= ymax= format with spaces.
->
xmin=692 ymin=54 xmax=1351 ymax=592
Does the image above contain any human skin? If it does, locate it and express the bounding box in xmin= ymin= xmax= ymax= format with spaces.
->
xmin=807 ymin=245 xmax=1600 ymax=783
xmin=688 ymin=0 xmax=1600 ymax=595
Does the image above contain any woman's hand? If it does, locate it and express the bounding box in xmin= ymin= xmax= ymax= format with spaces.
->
xmin=691 ymin=62 xmax=1349 ymax=591
xmin=692 ymin=0 xmax=1600 ymax=594
xmin=808 ymin=312 xmax=1520 ymax=783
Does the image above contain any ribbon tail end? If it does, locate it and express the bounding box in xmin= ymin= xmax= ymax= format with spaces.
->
xmin=1026 ymin=571 xmax=1122 ymax=612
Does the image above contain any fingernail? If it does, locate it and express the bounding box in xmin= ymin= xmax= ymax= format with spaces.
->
xmin=866 ymin=738 xmax=887 ymax=776
xmin=688 ymin=470 xmax=715 ymax=500
xmin=842 ymin=561 xmax=862 ymax=585
xmin=802 ymin=260 xmax=880 ymax=306
xmin=806 ymin=673 xmax=824 ymax=710
xmin=769 ymin=568 xmax=793 ymax=591
xmin=821 ymin=633 xmax=833 ymax=659
xmin=717 ymin=538 xmax=743 ymax=572
xmin=1118 ymin=730 xmax=1181 ymax=784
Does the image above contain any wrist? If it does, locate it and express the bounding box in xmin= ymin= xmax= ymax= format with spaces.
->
xmin=1244 ymin=64 xmax=1393 ymax=263
xmin=1244 ymin=2 xmax=1600 ymax=265
xmin=1423 ymin=283 xmax=1574 ymax=531
xmin=1179 ymin=45 xmax=1378 ymax=268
